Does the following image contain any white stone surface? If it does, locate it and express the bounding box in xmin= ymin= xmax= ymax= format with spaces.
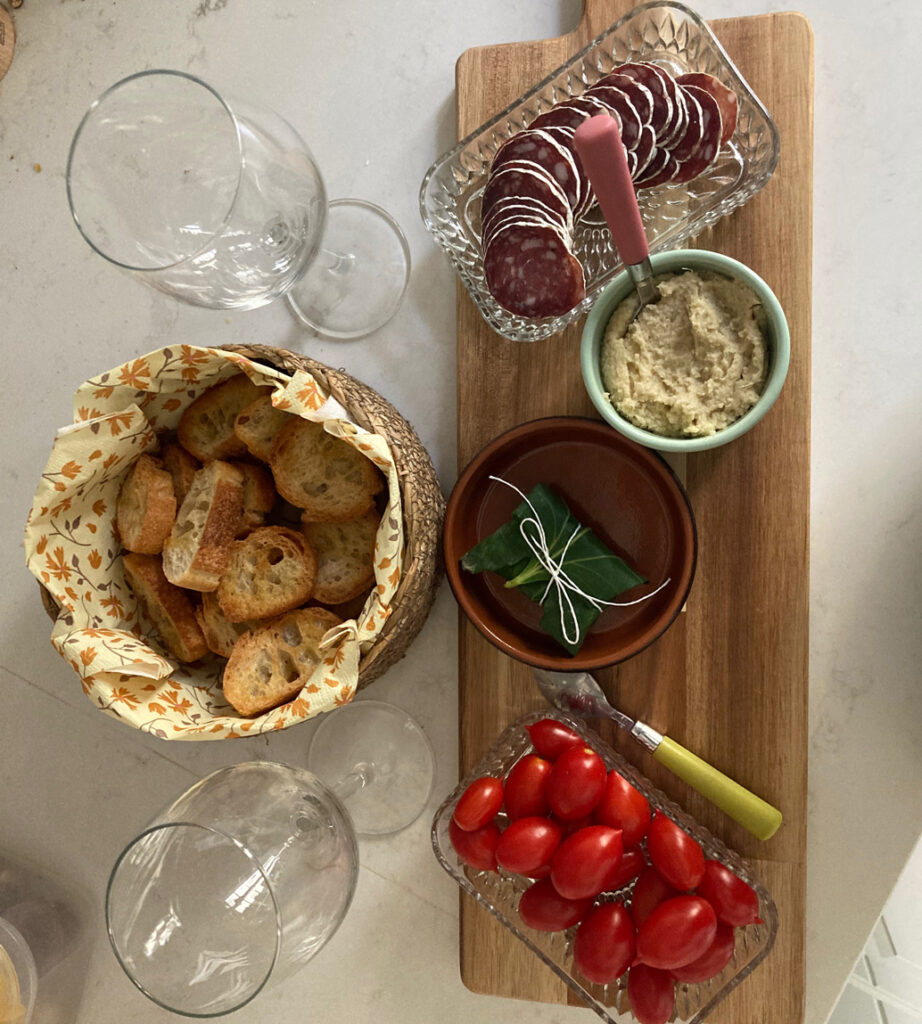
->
xmin=0 ymin=1 xmax=920 ymax=1022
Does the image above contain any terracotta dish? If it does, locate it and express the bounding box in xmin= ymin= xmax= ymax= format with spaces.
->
xmin=444 ymin=417 xmax=696 ymax=670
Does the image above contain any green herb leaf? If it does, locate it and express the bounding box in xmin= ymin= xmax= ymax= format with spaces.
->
xmin=461 ymin=484 xmax=647 ymax=655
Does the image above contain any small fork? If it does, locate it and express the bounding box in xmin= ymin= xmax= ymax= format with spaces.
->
xmin=574 ymin=114 xmax=661 ymax=325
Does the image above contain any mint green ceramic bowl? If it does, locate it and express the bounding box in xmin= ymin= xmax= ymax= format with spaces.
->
xmin=580 ymin=250 xmax=790 ymax=453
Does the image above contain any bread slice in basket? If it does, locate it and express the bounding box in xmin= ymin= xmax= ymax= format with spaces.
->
xmin=303 ymin=510 xmax=378 ymax=604
xmin=116 ymin=454 xmax=176 ymax=555
xmin=162 ymin=441 xmax=200 ymax=507
xmin=270 ymin=418 xmax=385 ymax=521
xmin=223 ymin=606 xmax=342 ymax=716
xmin=177 ymin=374 xmax=270 ymax=461
xmin=162 ymin=460 xmax=244 ymax=591
xmin=217 ymin=525 xmax=317 ymax=622
xmin=231 ymin=461 xmax=277 ymax=536
xmin=234 ymin=394 xmax=293 ymax=461
xmin=195 ymin=590 xmax=263 ymax=659
xmin=122 ymin=553 xmax=209 ymax=662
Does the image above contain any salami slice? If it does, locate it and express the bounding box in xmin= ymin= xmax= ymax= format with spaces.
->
xmin=633 ymin=146 xmax=671 ymax=187
xmin=481 ymin=161 xmax=571 ymax=224
xmin=676 ymin=72 xmax=738 ymax=144
xmin=594 ymin=72 xmax=654 ymax=126
xmin=531 ymin=104 xmax=591 ymax=132
xmin=491 ymin=129 xmax=582 ymax=210
xmin=484 ymin=222 xmax=585 ymax=318
xmin=563 ymin=95 xmax=612 ymax=119
xmin=584 ymin=84 xmax=642 ymax=150
xmin=631 ymin=124 xmax=657 ymax=179
xmin=615 ymin=62 xmax=673 ymax=140
xmin=668 ymin=86 xmax=705 ymax=163
xmin=637 ymin=62 xmax=687 ymax=148
xmin=671 ymin=84 xmax=722 ymax=182
xmin=481 ymin=195 xmax=572 ymax=243
xmin=538 ymin=125 xmax=592 ymax=211
xmin=483 ymin=216 xmax=570 ymax=260
xmin=636 ymin=153 xmax=679 ymax=189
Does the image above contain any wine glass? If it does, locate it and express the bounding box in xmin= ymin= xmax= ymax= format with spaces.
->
xmin=66 ymin=69 xmax=410 ymax=340
xmin=106 ymin=702 xmax=434 ymax=1016
xmin=307 ymin=699 xmax=436 ymax=837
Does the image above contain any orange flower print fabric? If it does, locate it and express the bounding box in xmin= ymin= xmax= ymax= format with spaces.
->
xmin=24 ymin=346 xmax=404 ymax=741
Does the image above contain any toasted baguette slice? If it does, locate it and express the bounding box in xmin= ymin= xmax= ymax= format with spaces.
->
xmin=116 ymin=454 xmax=177 ymax=555
xmin=217 ymin=525 xmax=317 ymax=622
xmin=177 ymin=374 xmax=271 ymax=462
xmin=195 ymin=590 xmax=264 ymax=659
xmin=122 ymin=553 xmax=209 ymax=662
xmin=233 ymin=395 xmax=293 ymax=462
xmin=270 ymin=418 xmax=384 ymax=521
xmin=162 ymin=460 xmax=244 ymax=591
xmin=229 ymin=461 xmax=277 ymax=537
xmin=223 ymin=606 xmax=342 ymax=716
xmin=162 ymin=441 xmax=200 ymax=507
xmin=321 ymin=589 xmax=373 ymax=623
xmin=303 ymin=510 xmax=378 ymax=604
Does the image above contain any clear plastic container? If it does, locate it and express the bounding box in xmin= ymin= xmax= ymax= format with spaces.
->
xmin=419 ymin=0 xmax=780 ymax=342
xmin=0 ymin=917 xmax=36 ymax=1024
xmin=431 ymin=711 xmax=779 ymax=1024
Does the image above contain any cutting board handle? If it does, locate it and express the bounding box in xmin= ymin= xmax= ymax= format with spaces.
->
xmin=575 ymin=0 xmax=641 ymax=44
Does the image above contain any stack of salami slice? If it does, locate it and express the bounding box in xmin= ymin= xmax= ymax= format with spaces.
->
xmin=481 ymin=63 xmax=739 ymax=320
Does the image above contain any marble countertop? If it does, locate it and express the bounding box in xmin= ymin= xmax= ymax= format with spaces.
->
xmin=1 ymin=1 xmax=920 ymax=1022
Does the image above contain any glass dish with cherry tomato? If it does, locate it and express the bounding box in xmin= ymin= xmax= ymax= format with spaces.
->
xmin=431 ymin=710 xmax=778 ymax=1024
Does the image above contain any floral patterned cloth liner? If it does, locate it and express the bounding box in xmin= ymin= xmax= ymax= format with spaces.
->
xmin=23 ymin=345 xmax=405 ymax=740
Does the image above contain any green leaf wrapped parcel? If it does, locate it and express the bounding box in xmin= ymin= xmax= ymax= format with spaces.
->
xmin=461 ymin=483 xmax=647 ymax=655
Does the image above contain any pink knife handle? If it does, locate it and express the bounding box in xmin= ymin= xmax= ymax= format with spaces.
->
xmin=574 ymin=114 xmax=648 ymax=266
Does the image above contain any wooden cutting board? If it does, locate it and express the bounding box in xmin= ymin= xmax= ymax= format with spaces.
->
xmin=455 ymin=3 xmax=813 ymax=1022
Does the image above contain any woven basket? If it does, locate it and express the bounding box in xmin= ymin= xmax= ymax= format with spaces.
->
xmin=40 ymin=344 xmax=446 ymax=691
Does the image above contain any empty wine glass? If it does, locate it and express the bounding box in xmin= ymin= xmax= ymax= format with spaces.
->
xmin=106 ymin=702 xmax=434 ymax=1016
xmin=66 ymin=69 xmax=410 ymax=339
xmin=106 ymin=762 xmax=358 ymax=1017
xmin=307 ymin=699 xmax=436 ymax=837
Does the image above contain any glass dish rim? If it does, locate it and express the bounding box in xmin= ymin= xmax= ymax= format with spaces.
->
xmin=419 ymin=0 xmax=782 ymax=342
xmin=431 ymin=709 xmax=780 ymax=1024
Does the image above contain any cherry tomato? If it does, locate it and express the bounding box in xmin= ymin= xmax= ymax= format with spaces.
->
xmin=602 ymin=844 xmax=646 ymax=892
xmin=526 ymin=719 xmax=584 ymax=761
xmin=550 ymin=825 xmax=623 ymax=900
xmin=628 ymin=964 xmax=676 ymax=1024
xmin=594 ymin=770 xmax=651 ymax=846
xmin=670 ymin=922 xmax=736 ymax=983
xmin=503 ymin=755 xmax=552 ymax=820
xmin=495 ymin=817 xmax=562 ymax=877
xmin=635 ymin=895 xmax=717 ymax=970
xmin=646 ymin=813 xmax=705 ymax=890
xmin=630 ymin=866 xmax=679 ymax=928
xmin=518 ymin=877 xmax=593 ymax=932
xmin=547 ymin=746 xmax=607 ymax=821
xmin=453 ymin=776 xmax=504 ymax=832
xmin=449 ymin=817 xmax=500 ymax=872
xmin=558 ymin=813 xmax=594 ymax=838
xmin=573 ymin=902 xmax=635 ymax=984
xmin=696 ymin=860 xmax=762 ymax=926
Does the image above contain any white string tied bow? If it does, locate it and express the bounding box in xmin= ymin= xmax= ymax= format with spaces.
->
xmin=489 ymin=476 xmax=672 ymax=647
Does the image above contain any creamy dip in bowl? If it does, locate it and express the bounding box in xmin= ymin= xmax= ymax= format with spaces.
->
xmin=581 ymin=250 xmax=790 ymax=453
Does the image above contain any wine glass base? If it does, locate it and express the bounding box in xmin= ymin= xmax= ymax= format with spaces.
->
xmin=308 ymin=700 xmax=435 ymax=837
xmin=286 ymin=198 xmax=410 ymax=340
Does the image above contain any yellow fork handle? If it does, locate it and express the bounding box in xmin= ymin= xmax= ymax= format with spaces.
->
xmin=653 ymin=735 xmax=783 ymax=841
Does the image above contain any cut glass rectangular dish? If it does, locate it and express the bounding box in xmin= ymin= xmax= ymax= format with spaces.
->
xmin=419 ymin=0 xmax=780 ymax=342
xmin=431 ymin=710 xmax=778 ymax=1023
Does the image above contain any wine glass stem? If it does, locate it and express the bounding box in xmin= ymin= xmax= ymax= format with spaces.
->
xmin=318 ymin=247 xmax=355 ymax=275
xmin=330 ymin=762 xmax=375 ymax=803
